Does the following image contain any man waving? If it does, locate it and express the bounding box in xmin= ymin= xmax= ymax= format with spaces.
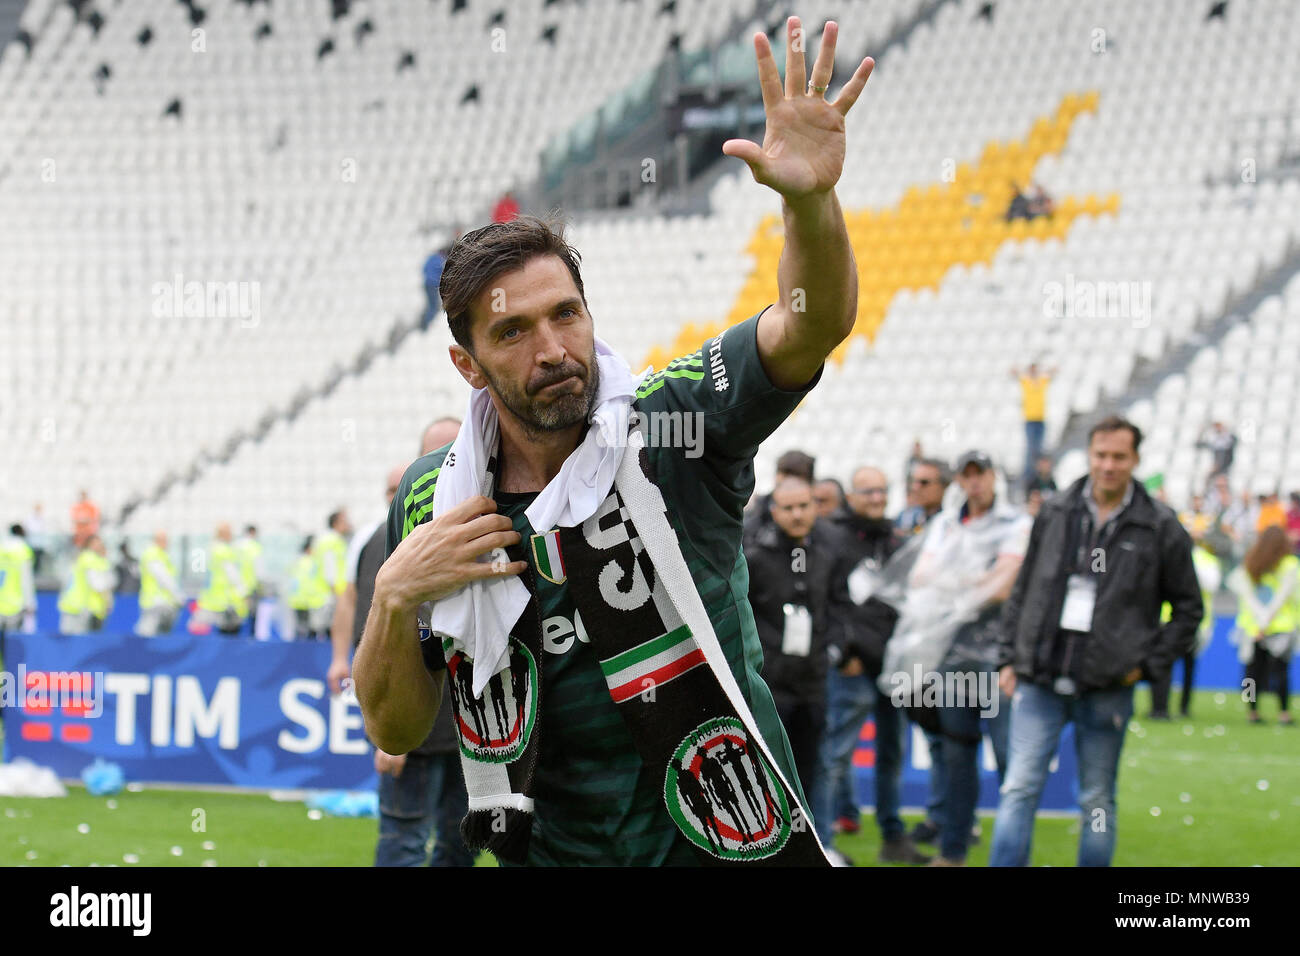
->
xmin=355 ymin=17 xmax=872 ymax=867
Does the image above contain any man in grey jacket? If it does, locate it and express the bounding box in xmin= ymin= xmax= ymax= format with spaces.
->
xmin=990 ymin=416 xmax=1202 ymax=866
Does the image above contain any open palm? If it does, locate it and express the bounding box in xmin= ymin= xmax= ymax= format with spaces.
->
xmin=723 ymin=18 xmax=874 ymax=201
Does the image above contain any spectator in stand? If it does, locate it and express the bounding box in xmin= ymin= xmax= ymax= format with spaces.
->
xmin=1225 ymin=490 xmax=1258 ymax=550
xmin=817 ymin=465 xmax=928 ymax=865
xmin=1286 ymin=492 xmax=1300 ymax=554
xmin=1179 ymin=493 xmax=1212 ymax=542
xmin=25 ymin=504 xmax=47 ymax=578
xmin=1025 ymin=454 xmax=1057 ymax=499
xmin=491 ymin=190 xmax=520 ymax=223
xmin=812 ymin=477 xmax=846 ymax=519
xmin=1196 ymin=421 xmax=1237 ymax=485
xmin=991 ymin=417 xmax=1201 ymax=867
xmin=1010 ymin=363 xmax=1055 ymax=488
xmin=1226 ymin=526 xmax=1295 ymax=725
xmin=1005 ymin=182 xmax=1032 ymax=222
xmin=421 ymin=229 xmax=462 ymax=330
xmin=1205 ymin=473 xmax=1233 ymax=516
xmin=896 ymin=458 xmax=950 ymax=536
xmin=1026 ymin=182 xmax=1055 ymax=218
xmin=70 ymin=490 xmax=101 ymax=549
xmin=1256 ymin=491 xmax=1286 ymax=534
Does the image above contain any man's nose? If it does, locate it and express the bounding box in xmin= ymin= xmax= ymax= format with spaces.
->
xmin=534 ymin=321 xmax=568 ymax=366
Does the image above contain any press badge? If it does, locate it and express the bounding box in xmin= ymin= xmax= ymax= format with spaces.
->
xmin=782 ymin=603 xmax=813 ymax=656
xmin=1058 ymin=574 xmax=1097 ymax=632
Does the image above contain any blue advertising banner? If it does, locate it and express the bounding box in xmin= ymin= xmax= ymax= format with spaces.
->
xmin=1 ymin=632 xmax=376 ymax=791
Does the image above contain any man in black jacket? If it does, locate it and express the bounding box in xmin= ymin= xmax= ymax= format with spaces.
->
xmin=813 ymin=466 xmax=928 ymax=863
xmin=743 ymin=476 xmax=848 ymax=810
xmin=990 ymin=416 xmax=1202 ymax=866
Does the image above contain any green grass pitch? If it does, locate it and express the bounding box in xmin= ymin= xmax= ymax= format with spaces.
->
xmin=1 ymin=689 xmax=1294 ymax=867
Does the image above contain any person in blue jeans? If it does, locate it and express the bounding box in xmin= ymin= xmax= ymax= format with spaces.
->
xmin=816 ymin=465 xmax=928 ymax=864
xmin=990 ymin=684 xmax=1132 ymax=867
xmin=375 ymin=742 xmax=474 ymax=867
xmin=891 ymin=450 xmax=1030 ymax=865
xmin=814 ymin=667 xmax=912 ymax=859
xmin=991 ymin=416 xmax=1202 ymax=867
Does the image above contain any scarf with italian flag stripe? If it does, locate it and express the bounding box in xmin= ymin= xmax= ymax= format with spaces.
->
xmin=451 ymin=428 xmax=829 ymax=866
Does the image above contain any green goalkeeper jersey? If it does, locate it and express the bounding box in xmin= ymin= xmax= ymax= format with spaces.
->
xmin=386 ymin=310 xmax=818 ymax=865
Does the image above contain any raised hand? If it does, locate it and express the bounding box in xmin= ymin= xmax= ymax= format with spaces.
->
xmin=722 ymin=17 xmax=874 ymax=202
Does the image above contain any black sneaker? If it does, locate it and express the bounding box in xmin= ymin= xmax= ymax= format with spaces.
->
xmin=909 ymin=819 xmax=940 ymax=844
xmin=879 ymin=835 xmax=932 ymax=865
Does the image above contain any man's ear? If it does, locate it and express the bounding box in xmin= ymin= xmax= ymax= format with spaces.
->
xmin=450 ymin=344 xmax=488 ymax=390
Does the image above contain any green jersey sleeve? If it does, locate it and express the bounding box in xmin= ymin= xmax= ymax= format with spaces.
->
xmin=384 ymin=445 xmax=452 ymax=674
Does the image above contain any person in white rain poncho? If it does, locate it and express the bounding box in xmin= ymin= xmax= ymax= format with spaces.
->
xmin=880 ymin=451 xmax=1030 ymax=865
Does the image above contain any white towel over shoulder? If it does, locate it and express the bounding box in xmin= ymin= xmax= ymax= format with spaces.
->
xmin=427 ymin=338 xmax=643 ymax=695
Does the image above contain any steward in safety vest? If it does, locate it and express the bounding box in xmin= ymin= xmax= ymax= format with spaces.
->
xmin=195 ymin=522 xmax=249 ymax=635
xmin=288 ymin=535 xmax=331 ymax=640
xmin=0 ymin=524 xmax=36 ymax=634
xmin=58 ymin=534 xmax=114 ymax=634
xmin=136 ymin=531 xmax=185 ymax=637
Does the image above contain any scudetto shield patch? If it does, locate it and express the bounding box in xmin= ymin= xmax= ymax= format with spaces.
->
xmin=664 ymin=716 xmax=793 ymax=861
xmin=530 ymin=529 xmax=567 ymax=585
xmin=444 ymin=636 xmax=538 ymax=764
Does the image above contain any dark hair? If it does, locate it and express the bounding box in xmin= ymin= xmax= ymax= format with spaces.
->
xmin=912 ymin=457 xmax=952 ymax=485
xmin=327 ymin=510 xmax=342 ymax=530
xmin=776 ymin=450 xmax=816 ymax=482
xmin=245 ymin=525 xmax=257 ymax=536
xmin=439 ymin=214 xmax=587 ymax=353
xmin=9 ymin=524 xmax=23 ymax=537
xmin=1088 ymin=415 xmax=1143 ymax=453
xmin=814 ymin=477 xmax=845 ymax=497
xmin=1244 ymin=525 xmax=1291 ymax=583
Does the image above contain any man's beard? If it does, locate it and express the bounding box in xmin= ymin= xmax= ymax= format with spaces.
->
xmin=482 ymin=348 xmax=601 ymax=440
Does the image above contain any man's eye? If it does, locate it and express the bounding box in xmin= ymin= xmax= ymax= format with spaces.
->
xmin=501 ymin=327 xmax=520 ymax=340
xmin=559 ymin=308 xmax=576 ymax=319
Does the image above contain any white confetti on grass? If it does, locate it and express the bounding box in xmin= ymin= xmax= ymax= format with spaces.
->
xmin=170 ymin=846 xmax=183 ymax=857
xmin=77 ymin=823 xmax=90 ymax=834
xmin=1214 ymin=693 xmax=1226 ymax=705
xmin=1257 ymin=780 xmax=1270 ymax=791
xmin=202 ymin=840 xmax=215 ymax=851
xmin=1183 ymin=816 xmax=1194 ymax=825
xmin=1180 ymin=793 xmax=1191 ymax=803
xmin=123 ymin=853 xmax=139 ymax=864
xmin=307 ymin=809 xmax=323 ymax=821
xmin=1150 ymin=807 xmax=1161 ymax=817
xmin=25 ymin=851 xmax=36 ymax=861
xmin=202 ymin=860 xmax=217 ymax=867
xmin=106 ymin=799 xmax=117 ymax=810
